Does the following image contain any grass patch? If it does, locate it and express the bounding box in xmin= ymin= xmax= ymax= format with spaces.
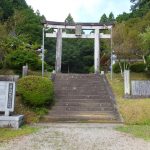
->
xmin=0 ymin=125 xmax=39 ymax=142
xmin=107 ymin=73 xmax=150 ymax=125
xmin=28 ymin=70 xmax=51 ymax=78
xmin=116 ymin=125 xmax=150 ymax=141
xmin=14 ymin=96 xmax=49 ymax=124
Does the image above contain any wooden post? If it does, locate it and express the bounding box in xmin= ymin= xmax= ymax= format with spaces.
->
xmin=94 ymin=29 xmax=100 ymax=74
xmin=124 ymin=70 xmax=130 ymax=96
xmin=55 ymin=28 xmax=62 ymax=73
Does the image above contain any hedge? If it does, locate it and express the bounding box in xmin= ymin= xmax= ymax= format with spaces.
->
xmin=17 ymin=76 xmax=54 ymax=106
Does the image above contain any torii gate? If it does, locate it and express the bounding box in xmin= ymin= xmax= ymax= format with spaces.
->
xmin=44 ymin=21 xmax=113 ymax=74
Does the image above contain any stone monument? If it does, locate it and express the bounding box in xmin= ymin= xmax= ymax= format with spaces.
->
xmin=0 ymin=81 xmax=24 ymax=128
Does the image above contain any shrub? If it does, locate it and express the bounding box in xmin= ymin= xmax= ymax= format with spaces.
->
xmin=88 ymin=66 xmax=102 ymax=73
xmin=113 ymin=62 xmax=130 ymax=73
xmin=0 ymin=62 xmax=2 ymax=69
xmin=17 ymin=76 xmax=54 ymax=106
xmin=130 ymin=62 xmax=146 ymax=72
xmin=146 ymin=55 xmax=150 ymax=72
xmin=5 ymin=49 xmax=40 ymax=70
xmin=112 ymin=62 xmax=121 ymax=73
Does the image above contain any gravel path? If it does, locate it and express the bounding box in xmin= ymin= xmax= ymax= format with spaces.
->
xmin=0 ymin=123 xmax=150 ymax=150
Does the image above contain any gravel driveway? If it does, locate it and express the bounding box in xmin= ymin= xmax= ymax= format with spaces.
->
xmin=0 ymin=123 xmax=150 ymax=150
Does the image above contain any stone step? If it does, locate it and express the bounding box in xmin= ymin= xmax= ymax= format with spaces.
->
xmin=45 ymin=73 xmax=121 ymax=123
xmin=42 ymin=114 xmax=119 ymax=123
xmin=55 ymin=82 xmax=103 ymax=85
xmin=55 ymin=93 xmax=108 ymax=96
xmin=55 ymin=95 xmax=111 ymax=99
xmin=54 ymin=88 xmax=106 ymax=92
xmin=54 ymin=99 xmax=112 ymax=103
xmin=49 ymin=105 xmax=115 ymax=111
xmin=48 ymin=110 xmax=117 ymax=116
xmin=54 ymin=102 xmax=113 ymax=107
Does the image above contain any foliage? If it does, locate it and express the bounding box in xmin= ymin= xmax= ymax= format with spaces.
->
xmin=5 ymin=49 xmax=40 ymax=70
xmin=130 ymin=0 xmax=150 ymax=11
xmin=0 ymin=62 xmax=2 ymax=69
xmin=100 ymin=12 xmax=115 ymax=23
xmin=116 ymin=125 xmax=150 ymax=140
xmin=17 ymin=76 xmax=54 ymax=106
xmin=112 ymin=62 xmax=121 ymax=73
xmin=113 ymin=11 xmax=150 ymax=62
xmin=140 ymin=27 xmax=150 ymax=52
xmin=108 ymin=12 xmax=115 ymax=22
xmin=0 ymin=0 xmax=27 ymax=21
xmin=0 ymin=126 xmax=38 ymax=142
xmin=146 ymin=55 xmax=150 ymax=72
xmin=0 ymin=0 xmax=14 ymax=21
xmin=100 ymin=13 xmax=108 ymax=23
xmin=14 ymin=96 xmax=48 ymax=124
xmin=113 ymin=23 xmax=140 ymax=60
xmin=130 ymin=62 xmax=146 ymax=72
xmin=14 ymin=8 xmax=44 ymax=43
xmin=112 ymin=62 xmax=130 ymax=73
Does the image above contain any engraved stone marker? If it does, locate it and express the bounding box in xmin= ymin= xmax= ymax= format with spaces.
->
xmin=0 ymin=81 xmax=24 ymax=128
xmin=0 ymin=82 xmax=15 ymax=115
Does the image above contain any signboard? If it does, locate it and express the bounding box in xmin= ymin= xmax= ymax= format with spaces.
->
xmin=131 ymin=80 xmax=150 ymax=96
xmin=0 ymin=82 xmax=15 ymax=113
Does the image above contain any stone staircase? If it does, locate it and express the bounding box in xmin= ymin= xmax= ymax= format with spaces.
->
xmin=43 ymin=73 xmax=122 ymax=123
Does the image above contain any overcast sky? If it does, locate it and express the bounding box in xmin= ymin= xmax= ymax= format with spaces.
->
xmin=26 ymin=0 xmax=131 ymax=22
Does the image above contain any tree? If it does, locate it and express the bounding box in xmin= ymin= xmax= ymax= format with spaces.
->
xmin=116 ymin=12 xmax=130 ymax=23
xmin=64 ymin=13 xmax=75 ymax=34
xmin=5 ymin=49 xmax=40 ymax=70
xmin=140 ymin=27 xmax=150 ymax=54
xmin=12 ymin=0 xmax=28 ymax=9
xmin=65 ymin=13 xmax=74 ymax=24
xmin=100 ymin=13 xmax=108 ymax=23
xmin=108 ymin=12 xmax=115 ymax=22
xmin=130 ymin=0 xmax=150 ymax=11
xmin=0 ymin=0 xmax=14 ymax=21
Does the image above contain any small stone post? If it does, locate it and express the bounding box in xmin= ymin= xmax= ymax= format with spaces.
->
xmin=22 ymin=64 xmax=28 ymax=77
xmin=124 ymin=70 xmax=130 ymax=96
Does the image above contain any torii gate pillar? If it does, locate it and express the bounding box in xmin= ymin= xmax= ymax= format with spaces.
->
xmin=94 ymin=29 xmax=100 ymax=74
xmin=55 ymin=28 xmax=62 ymax=73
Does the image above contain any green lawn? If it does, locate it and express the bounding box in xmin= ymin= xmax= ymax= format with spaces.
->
xmin=107 ymin=73 xmax=150 ymax=140
xmin=0 ymin=126 xmax=39 ymax=142
xmin=116 ymin=125 xmax=150 ymax=141
xmin=107 ymin=73 xmax=150 ymax=125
